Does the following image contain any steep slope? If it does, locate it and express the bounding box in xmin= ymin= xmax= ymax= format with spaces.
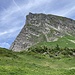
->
xmin=0 ymin=47 xmax=75 ymax=75
xmin=33 ymin=35 xmax=75 ymax=49
xmin=10 ymin=13 xmax=75 ymax=51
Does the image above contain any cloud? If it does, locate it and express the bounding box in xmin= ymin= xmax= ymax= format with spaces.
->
xmin=0 ymin=42 xmax=10 ymax=49
xmin=62 ymin=6 xmax=75 ymax=16
xmin=0 ymin=27 xmax=22 ymax=36
xmin=49 ymin=0 xmax=75 ymax=17
xmin=0 ymin=0 xmax=75 ymax=49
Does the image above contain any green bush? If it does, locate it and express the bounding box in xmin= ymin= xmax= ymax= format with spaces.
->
xmin=28 ymin=45 xmax=75 ymax=57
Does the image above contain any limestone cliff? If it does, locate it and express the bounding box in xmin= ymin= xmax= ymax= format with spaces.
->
xmin=10 ymin=13 xmax=75 ymax=51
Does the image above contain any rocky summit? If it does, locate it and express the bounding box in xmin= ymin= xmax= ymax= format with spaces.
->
xmin=10 ymin=13 xmax=75 ymax=51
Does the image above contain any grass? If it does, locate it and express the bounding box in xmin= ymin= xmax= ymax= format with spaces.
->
xmin=0 ymin=47 xmax=75 ymax=75
xmin=34 ymin=35 xmax=75 ymax=49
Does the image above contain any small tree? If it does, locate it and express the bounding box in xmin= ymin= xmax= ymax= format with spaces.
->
xmin=55 ymin=44 xmax=60 ymax=50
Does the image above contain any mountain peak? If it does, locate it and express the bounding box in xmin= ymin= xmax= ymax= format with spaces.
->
xmin=10 ymin=13 xmax=75 ymax=51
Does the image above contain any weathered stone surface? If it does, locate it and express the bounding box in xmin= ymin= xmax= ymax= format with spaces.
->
xmin=10 ymin=13 xmax=75 ymax=51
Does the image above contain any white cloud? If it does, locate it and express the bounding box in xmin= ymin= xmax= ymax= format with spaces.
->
xmin=0 ymin=26 xmax=22 ymax=36
xmin=0 ymin=42 xmax=10 ymax=49
xmin=62 ymin=6 xmax=75 ymax=16
xmin=0 ymin=31 xmax=7 ymax=36
xmin=50 ymin=1 xmax=75 ymax=17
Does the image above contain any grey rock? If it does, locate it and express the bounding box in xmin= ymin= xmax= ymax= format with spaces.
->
xmin=10 ymin=12 xmax=75 ymax=51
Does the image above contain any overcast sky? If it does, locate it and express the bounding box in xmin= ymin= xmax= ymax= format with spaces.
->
xmin=0 ymin=0 xmax=75 ymax=49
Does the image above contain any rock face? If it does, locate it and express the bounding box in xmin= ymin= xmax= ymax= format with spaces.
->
xmin=10 ymin=13 xmax=75 ymax=51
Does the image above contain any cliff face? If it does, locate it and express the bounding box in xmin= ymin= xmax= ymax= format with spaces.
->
xmin=10 ymin=13 xmax=75 ymax=51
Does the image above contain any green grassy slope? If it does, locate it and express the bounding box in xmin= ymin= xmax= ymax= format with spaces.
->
xmin=0 ymin=47 xmax=75 ymax=75
xmin=35 ymin=35 xmax=75 ymax=49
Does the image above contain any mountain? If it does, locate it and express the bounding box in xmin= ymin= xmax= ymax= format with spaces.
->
xmin=10 ymin=12 xmax=75 ymax=51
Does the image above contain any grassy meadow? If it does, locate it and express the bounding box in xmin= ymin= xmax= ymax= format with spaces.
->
xmin=0 ymin=46 xmax=75 ymax=75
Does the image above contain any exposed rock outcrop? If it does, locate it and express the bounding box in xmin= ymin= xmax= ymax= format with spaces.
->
xmin=10 ymin=13 xmax=75 ymax=51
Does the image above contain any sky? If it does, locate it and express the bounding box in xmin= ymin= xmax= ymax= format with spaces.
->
xmin=0 ymin=0 xmax=75 ymax=49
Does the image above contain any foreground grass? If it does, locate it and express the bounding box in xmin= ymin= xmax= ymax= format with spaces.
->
xmin=0 ymin=48 xmax=75 ymax=75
